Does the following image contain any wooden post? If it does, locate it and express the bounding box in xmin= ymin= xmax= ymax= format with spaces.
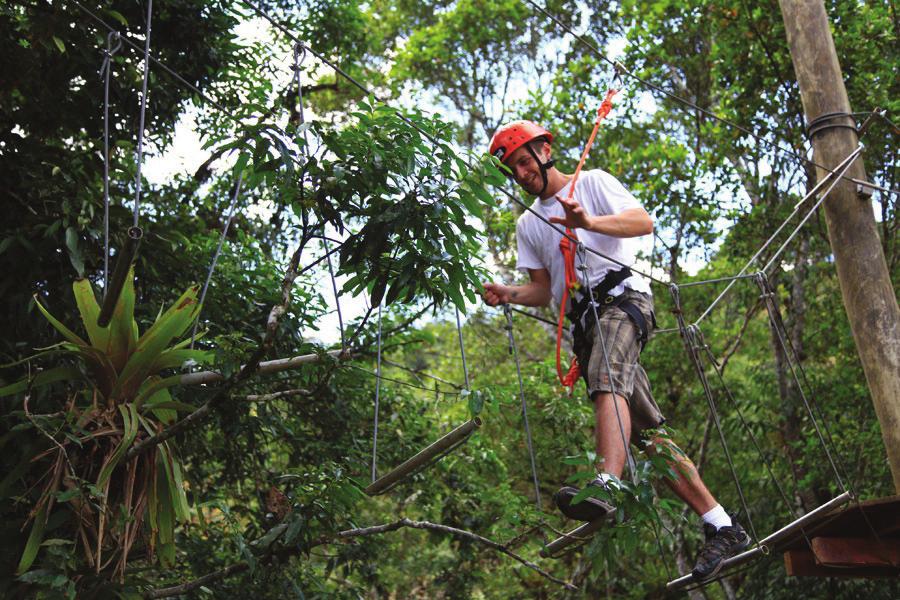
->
xmin=778 ymin=0 xmax=900 ymax=492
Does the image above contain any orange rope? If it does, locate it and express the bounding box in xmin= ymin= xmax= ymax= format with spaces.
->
xmin=556 ymin=88 xmax=619 ymax=392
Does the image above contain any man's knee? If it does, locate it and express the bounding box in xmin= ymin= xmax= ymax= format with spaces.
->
xmin=592 ymin=391 xmax=627 ymax=409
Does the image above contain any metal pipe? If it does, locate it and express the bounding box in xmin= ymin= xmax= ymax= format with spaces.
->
xmin=364 ymin=417 xmax=482 ymax=496
xmin=97 ymin=226 xmax=142 ymax=327
xmin=666 ymin=491 xmax=851 ymax=590
xmin=540 ymin=515 xmax=613 ymax=558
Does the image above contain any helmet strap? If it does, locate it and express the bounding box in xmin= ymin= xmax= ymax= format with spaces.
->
xmin=525 ymin=143 xmax=555 ymax=197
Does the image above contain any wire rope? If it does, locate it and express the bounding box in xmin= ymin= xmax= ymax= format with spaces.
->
xmin=576 ymin=244 xmax=637 ymax=482
xmin=293 ymin=42 xmax=346 ymax=351
xmin=694 ymin=145 xmax=862 ymax=325
xmin=100 ymin=31 xmax=122 ymax=289
xmin=132 ymin=0 xmax=154 ymax=228
xmin=504 ymin=305 xmax=543 ymax=510
xmin=455 ymin=308 xmax=471 ymax=390
xmin=520 ymin=0 xmax=897 ymax=198
xmin=670 ymin=285 xmax=760 ymax=544
xmin=371 ymin=304 xmax=383 ymax=483
xmin=190 ymin=173 xmax=244 ymax=348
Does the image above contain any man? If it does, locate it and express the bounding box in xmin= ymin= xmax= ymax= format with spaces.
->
xmin=482 ymin=120 xmax=749 ymax=580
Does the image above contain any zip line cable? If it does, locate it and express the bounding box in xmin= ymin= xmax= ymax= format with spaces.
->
xmin=132 ymin=0 xmax=154 ymax=228
xmin=694 ymin=145 xmax=863 ymax=325
xmin=670 ymin=286 xmax=760 ymax=544
xmin=190 ymin=173 xmax=244 ymax=349
xmin=348 ymin=363 xmax=461 ymax=396
xmin=371 ymin=304 xmax=384 ymax=483
xmin=100 ymin=31 xmax=122 ymax=290
xmin=760 ymin=150 xmax=864 ymax=274
xmin=521 ymin=0 xmax=898 ymax=198
xmin=695 ymin=325 xmax=807 ymax=535
xmin=294 ymin=42 xmax=347 ymax=351
xmin=755 ymin=274 xmax=846 ymax=491
xmin=455 ymin=308 xmax=471 ymax=390
xmin=504 ymin=305 xmax=543 ymax=510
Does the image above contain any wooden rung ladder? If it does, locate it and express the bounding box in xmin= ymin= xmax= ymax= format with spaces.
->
xmin=365 ymin=417 xmax=482 ymax=496
xmin=541 ymin=512 xmax=616 ymax=558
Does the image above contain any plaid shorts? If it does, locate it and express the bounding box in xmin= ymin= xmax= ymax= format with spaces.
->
xmin=573 ymin=289 xmax=666 ymax=443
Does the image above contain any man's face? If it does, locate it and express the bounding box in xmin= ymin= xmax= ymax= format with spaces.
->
xmin=505 ymin=142 xmax=550 ymax=196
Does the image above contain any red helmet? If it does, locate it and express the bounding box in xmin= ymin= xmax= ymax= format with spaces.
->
xmin=489 ymin=120 xmax=553 ymax=164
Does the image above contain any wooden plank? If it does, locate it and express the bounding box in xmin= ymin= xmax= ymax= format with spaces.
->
xmin=811 ymin=537 xmax=900 ymax=568
xmin=364 ymin=417 xmax=481 ymax=496
xmin=540 ymin=516 xmax=611 ymax=558
xmin=782 ymin=495 xmax=900 ymax=550
xmin=785 ymin=550 xmax=900 ymax=578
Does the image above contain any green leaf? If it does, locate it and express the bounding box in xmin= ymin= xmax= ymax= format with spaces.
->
xmin=64 ymin=227 xmax=83 ymax=277
xmin=33 ymin=296 xmax=89 ymax=347
xmin=52 ymin=36 xmax=65 ymax=53
xmin=141 ymin=383 xmax=177 ymax=424
xmin=104 ymin=9 xmax=128 ymax=26
xmin=133 ymin=374 xmax=182 ymax=411
xmin=72 ymin=279 xmax=110 ymax=351
xmin=96 ymin=404 xmax=139 ymax=488
xmin=147 ymin=348 xmax=213 ymax=373
xmin=0 ymin=365 xmax=82 ymax=397
xmin=113 ymin=284 xmax=200 ymax=399
xmin=16 ymin=504 xmax=47 ymax=575
xmin=468 ymin=390 xmax=484 ymax=416
xmin=105 ymin=266 xmax=138 ymax=370
xmin=158 ymin=442 xmax=190 ymax=522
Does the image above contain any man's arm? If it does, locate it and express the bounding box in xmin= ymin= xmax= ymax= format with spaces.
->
xmin=550 ymin=196 xmax=653 ymax=238
xmin=483 ymin=268 xmax=552 ymax=307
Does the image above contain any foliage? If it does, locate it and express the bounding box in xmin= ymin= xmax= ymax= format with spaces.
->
xmin=1 ymin=0 xmax=898 ymax=598
xmin=2 ymin=270 xmax=209 ymax=585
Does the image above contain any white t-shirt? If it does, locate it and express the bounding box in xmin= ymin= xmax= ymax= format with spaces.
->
xmin=515 ymin=169 xmax=652 ymax=309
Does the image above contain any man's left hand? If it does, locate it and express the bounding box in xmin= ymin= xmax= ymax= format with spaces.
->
xmin=550 ymin=195 xmax=594 ymax=230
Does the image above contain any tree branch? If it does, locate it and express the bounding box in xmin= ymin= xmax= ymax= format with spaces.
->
xmin=143 ymin=518 xmax=576 ymax=598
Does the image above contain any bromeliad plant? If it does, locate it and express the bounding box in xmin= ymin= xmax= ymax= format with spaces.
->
xmin=4 ymin=269 xmax=211 ymax=580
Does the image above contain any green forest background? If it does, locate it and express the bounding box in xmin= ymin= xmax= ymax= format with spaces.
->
xmin=1 ymin=0 xmax=898 ymax=598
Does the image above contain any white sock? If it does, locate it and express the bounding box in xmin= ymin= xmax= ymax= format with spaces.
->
xmin=595 ymin=472 xmax=621 ymax=490
xmin=701 ymin=504 xmax=732 ymax=530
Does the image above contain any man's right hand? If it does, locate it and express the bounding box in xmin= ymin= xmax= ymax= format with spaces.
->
xmin=482 ymin=282 xmax=512 ymax=306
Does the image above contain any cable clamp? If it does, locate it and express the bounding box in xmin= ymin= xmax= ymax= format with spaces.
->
xmin=613 ymin=61 xmax=627 ymax=83
xmin=805 ymin=111 xmax=857 ymax=140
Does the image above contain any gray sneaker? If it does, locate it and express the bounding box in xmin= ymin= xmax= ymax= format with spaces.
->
xmin=553 ymin=478 xmax=616 ymax=522
xmin=691 ymin=521 xmax=751 ymax=581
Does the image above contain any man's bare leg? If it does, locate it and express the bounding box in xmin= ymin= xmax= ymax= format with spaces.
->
xmin=593 ymin=392 xmax=631 ymax=477
xmin=593 ymin=392 xmax=716 ymax=516
xmin=646 ymin=436 xmax=717 ymax=516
